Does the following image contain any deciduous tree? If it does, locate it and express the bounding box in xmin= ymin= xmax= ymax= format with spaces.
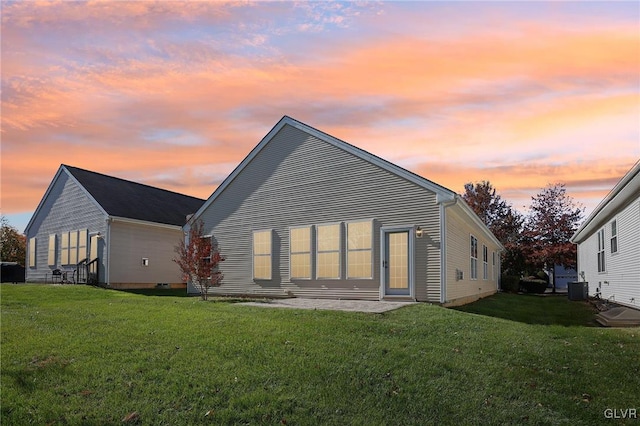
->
xmin=174 ymin=220 xmax=224 ymax=300
xmin=1 ymin=216 xmax=26 ymax=266
xmin=461 ymin=181 xmax=525 ymax=275
xmin=523 ymin=183 xmax=584 ymax=290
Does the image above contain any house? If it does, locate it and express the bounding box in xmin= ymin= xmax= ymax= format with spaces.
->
xmin=187 ymin=116 xmax=503 ymax=306
xmin=24 ymin=165 xmax=205 ymax=289
xmin=571 ymin=160 xmax=640 ymax=309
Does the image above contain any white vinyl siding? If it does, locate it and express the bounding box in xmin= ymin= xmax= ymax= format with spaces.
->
xmin=48 ymin=234 xmax=57 ymax=266
xmin=290 ymin=226 xmax=311 ymax=279
xmin=29 ymin=238 xmax=36 ymax=268
xmin=194 ymin=123 xmax=448 ymax=301
xmin=316 ymin=223 xmax=341 ymax=279
xmin=347 ymin=220 xmax=373 ymax=279
xmin=470 ymin=235 xmax=478 ymax=280
xmin=253 ymin=230 xmax=272 ymax=280
xmin=610 ymin=220 xmax=618 ymax=254
xmin=597 ymin=228 xmax=605 ymax=272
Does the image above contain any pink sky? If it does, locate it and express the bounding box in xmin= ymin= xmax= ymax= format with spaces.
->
xmin=2 ymin=1 xmax=639 ymax=232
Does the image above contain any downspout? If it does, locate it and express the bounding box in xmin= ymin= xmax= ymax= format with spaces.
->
xmin=438 ymin=196 xmax=457 ymax=304
xmin=105 ymin=217 xmax=112 ymax=286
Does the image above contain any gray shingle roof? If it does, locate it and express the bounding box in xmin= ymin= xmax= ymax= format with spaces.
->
xmin=64 ymin=165 xmax=205 ymax=227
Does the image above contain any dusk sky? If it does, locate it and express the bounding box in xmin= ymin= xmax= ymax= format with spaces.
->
xmin=2 ymin=1 xmax=639 ymax=233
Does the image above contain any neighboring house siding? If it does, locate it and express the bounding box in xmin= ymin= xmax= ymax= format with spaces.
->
xmin=108 ymin=220 xmax=184 ymax=288
xmin=197 ymin=124 xmax=442 ymax=301
xmin=577 ymin=199 xmax=640 ymax=308
xmin=445 ymin=205 xmax=500 ymax=305
xmin=25 ymin=172 xmax=107 ymax=283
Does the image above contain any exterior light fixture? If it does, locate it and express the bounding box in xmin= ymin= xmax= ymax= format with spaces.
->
xmin=415 ymin=226 xmax=423 ymax=238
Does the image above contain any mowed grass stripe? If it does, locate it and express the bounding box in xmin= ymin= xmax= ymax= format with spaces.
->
xmin=1 ymin=284 xmax=638 ymax=425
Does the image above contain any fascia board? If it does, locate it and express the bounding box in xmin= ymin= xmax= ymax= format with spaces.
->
xmin=188 ymin=117 xmax=291 ymax=227
xmin=109 ymin=216 xmax=182 ymax=231
xmin=571 ymin=160 xmax=640 ymax=244
xmin=453 ymin=195 xmax=505 ymax=251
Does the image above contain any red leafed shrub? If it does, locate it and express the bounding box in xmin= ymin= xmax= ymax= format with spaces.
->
xmin=174 ymin=220 xmax=224 ymax=300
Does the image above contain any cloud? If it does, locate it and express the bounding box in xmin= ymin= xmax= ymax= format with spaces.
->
xmin=1 ymin=1 xmax=638 ymax=221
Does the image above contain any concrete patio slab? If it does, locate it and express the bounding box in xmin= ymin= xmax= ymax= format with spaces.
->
xmin=239 ymin=298 xmax=417 ymax=313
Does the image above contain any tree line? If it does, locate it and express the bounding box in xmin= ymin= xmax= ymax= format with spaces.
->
xmin=461 ymin=181 xmax=584 ymax=286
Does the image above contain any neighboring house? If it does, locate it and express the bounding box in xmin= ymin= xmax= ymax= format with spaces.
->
xmin=552 ymin=264 xmax=577 ymax=293
xmin=187 ymin=116 xmax=503 ymax=306
xmin=571 ymin=160 xmax=640 ymax=309
xmin=25 ymin=165 xmax=205 ymax=289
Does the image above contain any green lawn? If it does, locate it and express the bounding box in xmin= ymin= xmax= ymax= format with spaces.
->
xmin=1 ymin=285 xmax=638 ymax=425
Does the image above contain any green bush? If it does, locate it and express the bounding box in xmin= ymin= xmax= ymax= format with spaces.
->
xmin=500 ymin=275 xmax=520 ymax=293
xmin=520 ymin=277 xmax=548 ymax=294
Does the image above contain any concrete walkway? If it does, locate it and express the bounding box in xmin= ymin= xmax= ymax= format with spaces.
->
xmin=240 ymin=298 xmax=417 ymax=313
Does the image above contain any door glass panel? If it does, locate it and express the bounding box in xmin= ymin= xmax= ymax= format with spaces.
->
xmin=388 ymin=231 xmax=408 ymax=290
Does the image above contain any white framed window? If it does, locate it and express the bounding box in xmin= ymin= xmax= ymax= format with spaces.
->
xmin=29 ymin=237 xmax=37 ymax=268
xmin=290 ymin=226 xmax=311 ymax=279
xmin=69 ymin=231 xmax=78 ymax=265
xmin=61 ymin=232 xmax=70 ymax=265
xmin=482 ymin=245 xmax=488 ymax=280
xmin=253 ymin=230 xmax=272 ymax=280
xmin=610 ymin=220 xmax=618 ymax=254
xmin=90 ymin=235 xmax=99 ymax=261
xmin=78 ymin=229 xmax=88 ymax=262
xmin=492 ymin=251 xmax=496 ymax=281
xmin=470 ymin=235 xmax=478 ymax=280
xmin=48 ymin=234 xmax=57 ymax=266
xmin=597 ymin=228 xmax=605 ymax=273
xmin=346 ymin=220 xmax=373 ymax=279
xmin=316 ymin=223 xmax=341 ymax=279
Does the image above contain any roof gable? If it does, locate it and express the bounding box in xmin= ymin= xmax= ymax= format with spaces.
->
xmin=63 ymin=165 xmax=205 ymax=226
xmin=26 ymin=165 xmax=205 ymax=233
xmin=191 ymin=116 xmax=457 ymax=223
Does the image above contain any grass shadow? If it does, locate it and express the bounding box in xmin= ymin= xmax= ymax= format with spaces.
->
xmin=452 ymin=293 xmax=599 ymax=327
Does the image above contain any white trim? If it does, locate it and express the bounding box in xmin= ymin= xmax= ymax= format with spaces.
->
xmin=105 ymin=218 xmax=111 ymax=286
xmin=380 ymin=225 xmax=416 ymax=300
xmin=109 ymin=216 xmax=182 ymax=231
xmin=440 ymin=199 xmax=456 ymax=304
xmin=470 ymin=234 xmax=478 ymax=281
xmin=572 ymin=159 xmax=640 ymax=243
